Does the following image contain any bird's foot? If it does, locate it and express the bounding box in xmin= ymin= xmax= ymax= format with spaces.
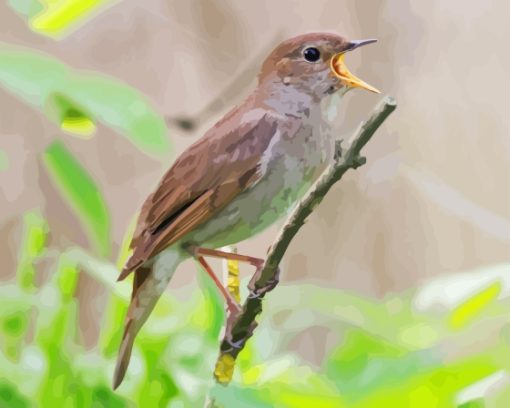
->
xmin=190 ymin=245 xmax=277 ymax=304
xmin=247 ymin=265 xmax=280 ymax=299
xmin=196 ymin=256 xmax=241 ymax=313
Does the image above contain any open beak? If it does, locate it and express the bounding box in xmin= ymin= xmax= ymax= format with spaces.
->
xmin=330 ymin=39 xmax=380 ymax=94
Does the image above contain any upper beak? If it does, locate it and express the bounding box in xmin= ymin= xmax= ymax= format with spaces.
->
xmin=330 ymin=39 xmax=380 ymax=94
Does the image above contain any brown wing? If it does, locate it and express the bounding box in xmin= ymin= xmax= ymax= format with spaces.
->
xmin=118 ymin=109 xmax=279 ymax=279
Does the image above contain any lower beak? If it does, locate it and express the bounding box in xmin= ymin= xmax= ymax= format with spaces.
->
xmin=330 ymin=39 xmax=380 ymax=94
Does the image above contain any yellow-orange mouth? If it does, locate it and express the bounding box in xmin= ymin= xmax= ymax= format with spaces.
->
xmin=330 ymin=52 xmax=380 ymax=94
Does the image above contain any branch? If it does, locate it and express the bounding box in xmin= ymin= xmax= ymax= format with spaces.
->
xmin=212 ymin=96 xmax=397 ymax=386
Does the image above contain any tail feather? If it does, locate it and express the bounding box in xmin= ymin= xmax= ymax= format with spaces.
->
xmin=112 ymin=320 xmax=136 ymax=389
xmin=112 ymin=269 xmax=162 ymax=389
xmin=117 ymin=255 xmax=144 ymax=281
xmin=112 ymin=249 xmax=182 ymax=389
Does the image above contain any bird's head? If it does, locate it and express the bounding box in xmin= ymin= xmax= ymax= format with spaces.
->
xmin=258 ymin=32 xmax=380 ymax=103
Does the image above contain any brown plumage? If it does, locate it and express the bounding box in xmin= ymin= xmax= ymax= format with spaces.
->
xmin=112 ymin=31 xmax=379 ymax=389
xmin=113 ymin=106 xmax=281 ymax=388
xmin=118 ymin=105 xmax=278 ymax=279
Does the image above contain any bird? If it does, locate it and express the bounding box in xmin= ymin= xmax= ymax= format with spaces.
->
xmin=112 ymin=32 xmax=379 ymax=389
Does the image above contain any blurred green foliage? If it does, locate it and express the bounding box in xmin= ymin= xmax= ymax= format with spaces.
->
xmin=8 ymin=0 xmax=119 ymax=38
xmin=43 ymin=140 xmax=111 ymax=257
xmin=1 ymin=18 xmax=509 ymax=406
xmin=0 ymin=46 xmax=170 ymax=156
xmin=1 ymin=210 xmax=509 ymax=407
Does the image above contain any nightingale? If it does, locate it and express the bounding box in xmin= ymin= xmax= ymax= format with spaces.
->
xmin=113 ymin=32 xmax=379 ymax=389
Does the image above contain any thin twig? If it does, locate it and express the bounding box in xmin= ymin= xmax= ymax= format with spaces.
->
xmin=212 ymin=96 xmax=397 ymax=386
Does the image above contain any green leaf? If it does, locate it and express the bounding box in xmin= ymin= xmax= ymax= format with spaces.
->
xmin=16 ymin=211 xmax=49 ymax=291
xmin=36 ymin=345 xmax=82 ymax=407
xmin=135 ymin=340 xmax=179 ymax=407
xmin=98 ymin=295 xmax=128 ymax=358
xmin=193 ymin=263 xmax=224 ymax=340
xmin=0 ymin=47 xmax=170 ymax=156
xmin=45 ymin=92 xmax=96 ymax=138
xmin=54 ymin=254 xmax=80 ymax=303
xmin=1 ymin=310 xmax=31 ymax=361
xmin=0 ymin=379 xmax=30 ymax=408
xmin=35 ymin=301 xmax=79 ymax=351
xmin=351 ymin=355 xmax=502 ymax=408
xmin=8 ymin=1 xmax=119 ymax=39
xmin=90 ymin=384 xmax=127 ymax=408
xmin=449 ymin=282 xmax=502 ymax=330
xmin=0 ymin=284 xmax=35 ymax=361
xmin=23 ymin=212 xmax=48 ymax=259
xmin=43 ymin=141 xmax=110 ymax=256
xmin=29 ymin=0 xmax=118 ymax=39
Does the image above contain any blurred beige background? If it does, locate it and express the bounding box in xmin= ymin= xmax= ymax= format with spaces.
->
xmin=1 ymin=0 xmax=509 ymax=338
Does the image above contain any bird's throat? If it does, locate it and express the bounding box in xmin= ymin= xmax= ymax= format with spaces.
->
xmin=321 ymin=90 xmax=347 ymax=122
xmin=258 ymin=80 xmax=348 ymax=121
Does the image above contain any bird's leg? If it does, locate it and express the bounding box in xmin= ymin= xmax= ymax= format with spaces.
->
xmin=192 ymin=245 xmax=278 ymax=303
xmin=196 ymin=256 xmax=241 ymax=314
xmin=193 ymin=247 xmax=264 ymax=268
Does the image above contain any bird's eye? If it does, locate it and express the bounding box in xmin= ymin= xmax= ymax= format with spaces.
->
xmin=303 ymin=47 xmax=321 ymax=62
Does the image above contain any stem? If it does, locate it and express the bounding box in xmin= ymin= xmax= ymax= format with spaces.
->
xmin=211 ymin=96 xmax=397 ymax=389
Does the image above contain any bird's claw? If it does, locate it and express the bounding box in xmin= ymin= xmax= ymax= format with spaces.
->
xmin=248 ymin=266 xmax=280 ymax=299
xmin=225 ymin=337 xmax=245 ymax=350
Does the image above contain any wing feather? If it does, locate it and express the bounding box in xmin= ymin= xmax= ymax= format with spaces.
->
xmin=119 ymin=109 xmax=279 ymax=278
